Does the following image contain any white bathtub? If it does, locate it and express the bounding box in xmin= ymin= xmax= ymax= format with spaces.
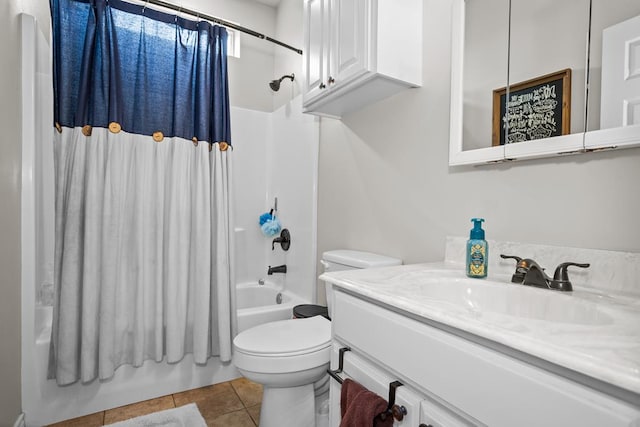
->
xmin=26 ymin=304 xmax=239 ymax=426
xmin=27 ymin=282 xmax=304 ymax=424
xmin=236 ymin=281 xmax=305 ymax=332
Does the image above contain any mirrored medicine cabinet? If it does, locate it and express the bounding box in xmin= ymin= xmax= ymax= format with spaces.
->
xmin=449 ymin=0 xmax=640 ymax=166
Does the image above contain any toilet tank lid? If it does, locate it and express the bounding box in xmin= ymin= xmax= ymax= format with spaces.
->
xmin=322 ymin=250 xmax=402 ymax=269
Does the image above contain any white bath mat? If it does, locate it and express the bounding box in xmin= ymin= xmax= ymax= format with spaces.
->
xmin=104 ymin=403 xmax=206 ymax=427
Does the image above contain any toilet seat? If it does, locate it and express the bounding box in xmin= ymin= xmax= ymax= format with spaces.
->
xmin=233 ymin=316 xmax=331 ymax=374
xmin=235 ymin=316 xmax=331 ymax=355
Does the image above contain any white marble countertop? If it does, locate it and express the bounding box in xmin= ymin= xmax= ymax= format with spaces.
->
xmin=320 ymin=262 xmax=640 ymax=397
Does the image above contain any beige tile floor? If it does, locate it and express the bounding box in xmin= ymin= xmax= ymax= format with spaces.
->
xmin=47 ymin=377 xmax=262 ymax=427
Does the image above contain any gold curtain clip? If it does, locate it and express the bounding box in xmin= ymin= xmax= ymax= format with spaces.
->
xmin=152 ymin=131 xmax=164 ymax=142
xmin=108 ymin=122 xmax=121 ymax=133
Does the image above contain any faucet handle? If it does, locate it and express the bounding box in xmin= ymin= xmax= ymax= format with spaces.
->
xmin=500 ymin=254 xmax=523 ymax=263
xmin=272 ymin=229 xmax=291 ymax=251
xmin=549 ymin=262 xmax=589 ymax=291
xmin=552 ymin=262 xmax=590 ymax=282
xmin=500 ymin=254 xmax=526 ymax=283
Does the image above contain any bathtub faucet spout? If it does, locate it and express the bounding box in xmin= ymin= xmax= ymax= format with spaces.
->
xmin=267 ymin=264 xmax=287 ymax=275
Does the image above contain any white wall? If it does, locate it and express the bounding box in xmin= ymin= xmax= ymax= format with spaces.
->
xmin=1 ymin=0 xmax=24 ymax=424
xmin=272 ymin=0 xmax=304 ymax=111
xmin=227 ymin=0 xmax=315 ymax=299
xmin=233 ymin=98 xmax=319 ymax=302
xmin=316 ymin=0 xmax=640 ymax=301
xmin=232 ymin=107 xmax=270 ymax=282
xmin=265 ymin=98 xmax=319 ymax=302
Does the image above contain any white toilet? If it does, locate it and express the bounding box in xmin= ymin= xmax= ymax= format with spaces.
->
xmin=232 ymin=250 xmax=402 ymax=427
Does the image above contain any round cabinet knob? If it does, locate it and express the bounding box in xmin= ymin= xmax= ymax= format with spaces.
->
xmin=319 ymin=82 xmax=326 ymax=89
xmin=328 ymin=76 xmax=335 ymax=84
xmin=391 ymin=405 xmax=407 ymax=421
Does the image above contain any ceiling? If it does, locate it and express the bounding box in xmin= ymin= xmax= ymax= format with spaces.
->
xmin=253 ymin=0 xmax=281 ymax=7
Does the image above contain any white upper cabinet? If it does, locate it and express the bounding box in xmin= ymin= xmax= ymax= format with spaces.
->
xmin=330 ymin=0 xmax=369 ymax=87
xmin=302 ymin=0 xmax=422 ymax=118
xmin=302 ymin=0 xmax=329 ymax=105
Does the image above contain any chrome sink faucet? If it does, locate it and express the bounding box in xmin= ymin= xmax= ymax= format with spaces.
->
xmin=500 ymin=255 xmax=590 ymax=292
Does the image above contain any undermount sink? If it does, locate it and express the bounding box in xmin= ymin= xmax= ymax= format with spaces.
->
xmin=384 ymin=270 xmax=614 ymax=326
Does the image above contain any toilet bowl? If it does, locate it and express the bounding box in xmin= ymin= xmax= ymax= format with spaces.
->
xmin=232 ymin=250 xmax=402 ymax=427
xmin=233 ymin=316 xmax=331 ymax=427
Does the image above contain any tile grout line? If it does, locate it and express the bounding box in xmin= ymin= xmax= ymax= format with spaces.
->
xmin=49 ymin=380 xmax=262 ymax=426
xmin=229 ymin=379 xmax=259 ymax=426
xmin=232 ymin=379 xmax=262 ymax=427
xmin=229 ymin=380 xmax=247 ymax=409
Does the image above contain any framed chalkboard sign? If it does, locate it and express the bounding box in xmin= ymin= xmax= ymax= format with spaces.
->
xmin=492 ymin=69 xmax=571 ymax=146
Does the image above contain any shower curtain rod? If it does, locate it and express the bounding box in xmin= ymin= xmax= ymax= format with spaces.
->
xmin=139 ymin=0 xmax=303 ymax=55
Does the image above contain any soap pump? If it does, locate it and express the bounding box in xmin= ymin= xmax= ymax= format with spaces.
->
xmin=466 ymin=218 xmax=488 ymax=278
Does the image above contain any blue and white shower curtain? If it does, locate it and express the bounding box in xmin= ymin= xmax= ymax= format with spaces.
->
xmin=48 ymin=0 xmax=235 ymax=385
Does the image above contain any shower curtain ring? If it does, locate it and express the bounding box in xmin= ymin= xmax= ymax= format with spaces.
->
xmin=142 ymin=0 xmax=148 ymax=14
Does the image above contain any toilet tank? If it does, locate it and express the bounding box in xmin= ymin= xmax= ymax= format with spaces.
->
xmin=321 ymin=250 xmax=402 ymax=318
xmin=321 ymin=250 xmax=402 ymax=272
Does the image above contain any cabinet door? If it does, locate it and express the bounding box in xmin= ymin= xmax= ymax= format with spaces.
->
xmin=303 ymin=0 xmax=329 ymax=104
xmin=600 ymin=13 xmax=640 ymax=129
xmin=329 ymin=0 xmax=369 ymax=87
xmin=420 ymin=400 xmax=480 ymax=427
xmin=329 ymin=344 xmax=424 ymax=427
xmin=333 ymin=290 xmax=640 ymax=427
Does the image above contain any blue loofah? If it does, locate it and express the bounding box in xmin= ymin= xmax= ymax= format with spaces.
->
xmin=261 ymin=217 xmax=282 ymax=237
xmin=259 ymin=212 xmax=273 ymax=226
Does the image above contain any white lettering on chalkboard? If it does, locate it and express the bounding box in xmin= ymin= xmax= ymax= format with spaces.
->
xmin=502 ymin=83 xmax=559 ymax=143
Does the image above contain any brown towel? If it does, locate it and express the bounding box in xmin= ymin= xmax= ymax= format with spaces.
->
xmin=340 ymin=378 xmax=393 ymax=427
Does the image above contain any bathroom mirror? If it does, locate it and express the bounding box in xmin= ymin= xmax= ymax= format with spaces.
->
xmin=459 ymin=0 xmax=509 ymax=154
xmin=585 ymin=0 xmax=640 ymax=138
xmin=449 ymin=0 xmax=640 ymax=166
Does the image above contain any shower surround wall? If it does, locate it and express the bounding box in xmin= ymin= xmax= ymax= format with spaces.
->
xmin=20 ymin=13 xmax=319 ymax=425
xmin=233 ymin=98 xmax=319 ymax=303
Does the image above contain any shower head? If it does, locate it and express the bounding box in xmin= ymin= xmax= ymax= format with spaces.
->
xmin=269 ymin=73 xmax=295 ymax=92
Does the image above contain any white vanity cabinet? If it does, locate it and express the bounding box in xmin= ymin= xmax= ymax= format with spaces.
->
xmin=329 ymin=288 xmax=640 ymax=427
xmin=302 ymin=0 xmax=422 ymax=117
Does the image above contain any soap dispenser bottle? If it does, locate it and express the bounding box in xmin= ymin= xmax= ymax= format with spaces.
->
xmin=466 ymin=218 xmax=488 ymax=278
